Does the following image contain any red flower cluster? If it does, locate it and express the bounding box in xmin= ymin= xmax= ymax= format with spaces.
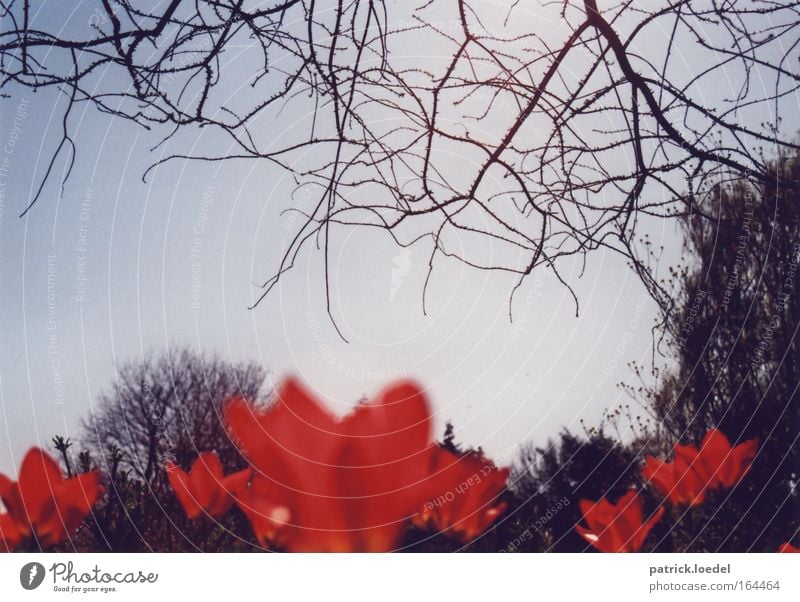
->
xmin=167 ymin=379 xmax=509 ymax=551
xmin=576 ymin=428 xmax=759 ymax=552
xmin=0 ymin=448 xmax=104 ymax=551
xmin=576 ymin=490 xmax=663 ymax=553
xmin=642 ymin=429 xmax=757 ymax=506
xmin=2 ymin=393 xmax=773 ymax=554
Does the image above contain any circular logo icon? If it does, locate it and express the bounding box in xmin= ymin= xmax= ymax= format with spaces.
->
xmin=20 ymin=562 xmax=46 ymax=590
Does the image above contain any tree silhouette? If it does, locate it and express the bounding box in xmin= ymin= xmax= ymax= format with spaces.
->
xmin=628 ymin=149 xmax=800 ymax=551
xmin=507 ymin=429 xmax=647 ymax=552
xmin=79 ymin=348 xmax=267 ymax=551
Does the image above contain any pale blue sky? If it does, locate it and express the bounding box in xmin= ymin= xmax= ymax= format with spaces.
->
xmin=1 ymin=0 xmax=795 ymax=475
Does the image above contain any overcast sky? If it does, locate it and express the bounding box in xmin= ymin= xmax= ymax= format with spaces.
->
xmin=4 ymin=0 xmax=791 ymax=476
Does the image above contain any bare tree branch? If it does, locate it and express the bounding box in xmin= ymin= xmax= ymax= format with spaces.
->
xmin=2 ymin=0 xmax=798 ymax=326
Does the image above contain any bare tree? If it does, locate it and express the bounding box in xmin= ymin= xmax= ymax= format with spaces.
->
xmin=2 ymin=0 xmax=798 ymax=323
xmin=77 ymin=348 xmax=267 ymax=551
xmin=83 ymin=348 xmax=266 ymax=481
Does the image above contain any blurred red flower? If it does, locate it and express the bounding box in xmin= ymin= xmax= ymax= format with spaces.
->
xmin=642 ymin=429 xmax=757 ymax=506
xmin=778 ymin=542 xmax=799 ymax=553
xmin=642 ymin=445 xmax=709 ymax=506
xmin=694 ymin=429 xmax=758 ymax=489
xmin=0 ymin=513 xmax=21 ymax=552
xmin=226 ymin=379 xmax=438 ymax=552
xmin=166 ymin=452 xmax=251 ymax=520
xmin=576 ymin=490 xmax=664 ymax=553
xmin=0 ymin=448 xmax=104 ymax=548
xmin=412 ymin=447 xmax=508 ymax=541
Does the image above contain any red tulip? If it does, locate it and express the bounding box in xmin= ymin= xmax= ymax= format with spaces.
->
xmin=576 ymin=490 xmax=664 ymax=552
xmin=694 ymin=429 xmax=758 ymax=489
xmin=642 ymin=444 xmax=709 ymax=506
xmin=778 ymin=542 xmax=800 ymax=553
xmin=642 ymin=429 xmax=757 ymax=506
xmin=0 ymin=513 xmax=21 ymax=552
xmin=225 ymin=378 xmax=436 ymax=552
xmin=412 ymin=447 xmax=508 ymax=541
xmin=0 ymin=448 xmax=104 ymax=548
xmin=165 ymin=452 xmax=251 ymax=519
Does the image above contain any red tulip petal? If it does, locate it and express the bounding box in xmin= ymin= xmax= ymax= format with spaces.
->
xmin=222 ymin=468 xmax=252 ymax=496
xmin=576 ymin=524 xmax=606 ymax=552
xmin=229 ymin=380 xmax=342 ymax=463
xmin=0 ymin=513 xmax=21 ymax=552
xmin=580 ymin=496 xmax=618 ymax=532
xmin=696 ymin=429 xmax=732 ymax=485
xmin=578 ymin=499 xmax=601 ymax=532
xmin=57 ymin=470 xmax=104 ymax=515
xmin=577 ymin=492 xmax=660 ymax=553
xmin=672 ymin=446 xmax=708 ymax=505
xmin=417 ymin=449 xmax=462 ymax=531
xmin=166 ymin=463 xmax=202 ymax=519
xmin=16 ymin=448 xmax=64 ymax=527
xmin=645 ymin=448 xmax=711 ymax=506
xmin=0 ymin=473 xmax=12 ymax=498
xmin=234 ymin=479 xmax=293 ymax=549
xmin=205 ymin=468 xmax=252 ymax=518
xmin=193 ymin=452 xmax=224 ymax=479
xmin=642 ymin=457 xmax=675 ymax=499
xmin=722 ymin=438 xmax=758 ymax=488
xmin=340 ymin=381 xmax=432 ymax=480
xmin=579 ymin=496 xmax=627 ymax=551
xmin=694 ymin=430 xmax=758 ymax=489
xmin=452 ymin=461 xmax=508 ymax=540
xmin=603 ymin=515 xmax=629 ymax=552
xmin=418 ymin=448 xmax=508 ymax=541
xmin=632 ymin=505 xmax=664 ymax=552
xmin=577 ymin=508 xmax=624 ymax=552
xmin=462 ymin=465 xmax=509 ymax=537
xmin=190 ymin=453 xmax=225 ymax=510
xmin=337 ymin=381 xmax=433 ymax=550
xmin=700 ymin=429 xmax=731 ymax=456
xmin=617 ymin=490 xmax=643 ymax=532
xmin=411 ymin=508 xmax=434 ymax=530
xmin=225 ymin=381 xmax=342 ymax=489
xmin=577 ymin=511 xmax=623 ymax=552
xmin=36 ymin=470 xmax=104 ymax=547
xmin=225 ymin=382 xmax=346 ymax=550
xmin=578 ymin=498 xmax=595 ymax=518
xmin=236 ymin=475 xmax=352 ymax=552
xmin=0 ymin=473 xmax=25 ymax=525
